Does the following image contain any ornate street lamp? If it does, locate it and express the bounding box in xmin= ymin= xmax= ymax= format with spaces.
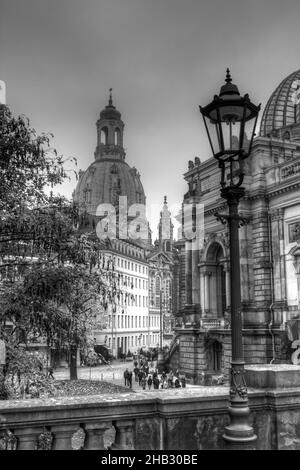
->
xmin=200 ymin=69 xmax=261 ymax=449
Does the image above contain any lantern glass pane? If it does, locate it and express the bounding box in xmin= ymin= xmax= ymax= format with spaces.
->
xmin=242 ymin=116 xmax=256 ymax=154
xmin=203 ymin=115 xmax=220 ymax=156
xmin=220 ymin=120 xmax=241 ymax=154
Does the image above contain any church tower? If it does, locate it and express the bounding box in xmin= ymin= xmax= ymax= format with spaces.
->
xmin=158 ymin=196 xmax=174 ymax=252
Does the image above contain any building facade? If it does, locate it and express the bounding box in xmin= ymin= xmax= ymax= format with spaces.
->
xmin=173 ymin=70 xmax=300 ymax=383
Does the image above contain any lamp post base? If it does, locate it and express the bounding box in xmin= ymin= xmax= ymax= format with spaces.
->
xmin=223 ymin=405 xmax=257 ymax=450
xmin=223 ymin=362 xmax=257 ymax=450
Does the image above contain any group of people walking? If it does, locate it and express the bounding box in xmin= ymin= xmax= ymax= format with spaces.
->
xmin=123 ymin=357 xmax=186 ymax=391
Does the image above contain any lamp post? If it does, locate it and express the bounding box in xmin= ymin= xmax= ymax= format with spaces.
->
xmin=200 ymin=69 xmax=260 ymax=449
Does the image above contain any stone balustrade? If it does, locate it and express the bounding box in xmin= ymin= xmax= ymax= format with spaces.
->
xmin=1 ymin=381 xmax=300 ymax=450
xmin=200 ymin=318 xmax=225 ymax=329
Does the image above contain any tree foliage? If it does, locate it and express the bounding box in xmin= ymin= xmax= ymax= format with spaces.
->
xmin=0 ymin=104 xmax=77 ymax=277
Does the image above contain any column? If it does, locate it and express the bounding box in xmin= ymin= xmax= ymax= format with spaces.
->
xmin=84 ymin=422 xmax=111 ymax=450
xmin=111 ymin=420 xmax=135 ymax=450
xmin=297 ymin=273 xmax=300 ymax=309
xmin=185 ymin=241 xmax=193 ymax=305
xmin=204 ymin=271 xmax=211 ymax=313
xmin=200 ymin=272 xmax=205 ymax=313
xmin=191 ymin=242 xmax=200 ymax=305
xmin=14 ymin=427 xmax=44 ymax=450
xmin=270 ymin=208 xmax=287 ymax=327
xmin=51 ymin=424 xmax=79 ymax=450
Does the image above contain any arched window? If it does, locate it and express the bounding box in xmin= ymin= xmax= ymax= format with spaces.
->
xmin=114 ymin=128 xmax=121 ymax=145
xmin=100 ymin=127 xmax=108 ymax=144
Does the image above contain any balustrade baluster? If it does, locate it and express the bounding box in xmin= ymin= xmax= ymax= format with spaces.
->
xmin=84 ymin=421 xmax=111 ymax=450
xmin=14 ymin=426 xmax=44 ymax=450
xmin=111 ymin=420 xmax=135 ymax=450
xmin=51 ymin=423 xmax=79 ymax=450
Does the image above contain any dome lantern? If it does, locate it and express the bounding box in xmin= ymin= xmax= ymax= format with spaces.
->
xmin=95 ymin=89 xmax=125 ymax=160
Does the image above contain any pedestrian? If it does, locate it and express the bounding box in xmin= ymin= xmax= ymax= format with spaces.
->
xmin=181 ymin=375 xmax=186 ymax=388
xmin=128 ymin=370 xmax=133 ymax=388
xmin=47 ymin=366 xmax=54 ymax=380
xmin=174 ymin=378 xmax=181 ymax=388
xmin=138 ymin=370 xmax=144 ymax=386
xmin=153 ymin=376 xmax=160 ymax=389
xmin=141 ymin=375 xmax=146 ymax=390
xmin=124 ymin=368 xmax=129 ymax=386
xmin=134 ymin=367 xmax=139 ymax=382
xmin=147 ymin=375 xmax=153 ymax=390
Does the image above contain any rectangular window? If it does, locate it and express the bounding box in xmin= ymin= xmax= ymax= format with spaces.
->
xmin=139 ymin=279 xmax=141 ymax=289
xmin=139 ymin=295 xmax=141 ymax=307
xmin=125 ymin=260 xmax=127 ymax=269
xmin=118 ymin=315 xmax=120 ymax=328
xmin=139 ymin=316 xmax=141 ymax=327
xmin=135 ymin=278 xmax=137 ymax=288
xmin=135 ymin=264 xmax=137 ymax=272
xmin=135 ymin=316 xmax=137 ymax=327
xmin=121 ymin=259 xmax=124 ymax=268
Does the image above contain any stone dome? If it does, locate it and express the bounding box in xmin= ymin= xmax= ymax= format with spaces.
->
xmin=74 ymin=91 xmax=146 ymax=215
xmin=260 ymin=70 xmax=300 ymax=137
xmin=73 ymin=159 xmax=146 ymax=215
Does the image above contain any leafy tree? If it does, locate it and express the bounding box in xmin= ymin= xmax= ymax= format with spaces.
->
xmin=0 ymin=238 xmax=126 ymax=380
xmin=0 ymin=105 xmax=129 ymax=384
xmin=0 ymin=104 xmax=77 ymax=277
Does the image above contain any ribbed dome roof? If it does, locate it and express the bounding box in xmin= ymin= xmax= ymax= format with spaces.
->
xmin=260 ymin=70 xmax=300 ymax=137
xmin=73 ymin=159 xmax=146 ymax=214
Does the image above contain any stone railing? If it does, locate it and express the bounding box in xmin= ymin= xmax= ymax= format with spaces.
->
xmin=200 ymin=318 xmax=225 ymax=330
xmin=1 ymin=378 xmax=300 ymax=450
xmin=0 ymin=388 xmax=231 ymax=450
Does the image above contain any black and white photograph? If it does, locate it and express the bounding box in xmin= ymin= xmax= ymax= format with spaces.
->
xmin=1 ymin=0 xmax=300 ymax=455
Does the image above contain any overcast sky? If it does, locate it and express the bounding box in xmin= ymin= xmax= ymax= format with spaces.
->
xmin=1 ymin=0 xmax=300 ymax=235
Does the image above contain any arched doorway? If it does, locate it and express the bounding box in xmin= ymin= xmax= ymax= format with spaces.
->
xmin=204 ymin=242 xmax=227 ymax=317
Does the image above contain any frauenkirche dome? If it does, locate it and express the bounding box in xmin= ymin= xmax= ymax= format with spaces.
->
xmin=73 ymin=90 xmax=146 ymax=215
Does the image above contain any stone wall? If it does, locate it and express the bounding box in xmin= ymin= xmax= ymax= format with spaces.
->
xmin=1 ymin=384 xmax=300 ymax=450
